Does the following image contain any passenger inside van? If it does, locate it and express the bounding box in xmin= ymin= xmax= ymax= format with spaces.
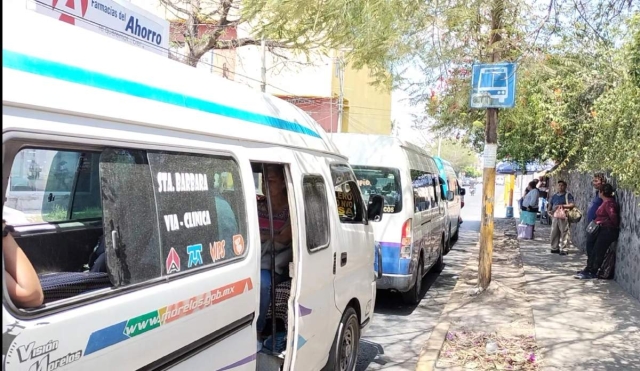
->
xmin=3 ymin=220 xmax=44 ymax=308
xmin=255 ymin=164 xmax=293 ymax=348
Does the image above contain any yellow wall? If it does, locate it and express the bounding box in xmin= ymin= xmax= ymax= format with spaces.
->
xmin=331 ymin=60 xmax=392 ymax=135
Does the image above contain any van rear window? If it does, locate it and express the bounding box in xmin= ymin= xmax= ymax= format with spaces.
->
xmin=352 ymin=166 xmax=402 ymax=213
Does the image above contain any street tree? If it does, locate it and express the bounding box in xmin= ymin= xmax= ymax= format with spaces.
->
xmin=425 ymin=139 xmax=479 ymax=174
xmin=396 ymin=0 xmax=638 ymax=288
xmin=159 ymin=0 xmax=421 ymax=87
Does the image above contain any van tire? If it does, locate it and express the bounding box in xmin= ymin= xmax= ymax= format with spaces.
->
xmin=402 ymin=257 xmax=423 ymax=305
xmin=324 ymin=307 xmax=360 ymax=371
xmin=433 ymin=240 xmax=445 ymax=273
xmin=445 ymin=225 xmax=452 ymax=255
xmin=452 ymin=224 xmax=460 ymax=242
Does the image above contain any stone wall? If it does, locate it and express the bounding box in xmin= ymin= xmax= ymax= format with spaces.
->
xmin=550 ymin=171 xmax=640 ymax=301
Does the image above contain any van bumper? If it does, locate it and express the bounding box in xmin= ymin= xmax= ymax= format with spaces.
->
xmin=376 ymin=274 xmax=413 ymax=292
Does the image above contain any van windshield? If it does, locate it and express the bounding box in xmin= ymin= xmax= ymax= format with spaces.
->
xmin=352 ymin=166 xmax=402 ymax=213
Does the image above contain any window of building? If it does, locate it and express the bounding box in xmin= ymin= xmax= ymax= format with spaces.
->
xmin=330 ymin=164 xmax=365 ymax=223
xmin=302 ymin=175 xmax=330 ymax=251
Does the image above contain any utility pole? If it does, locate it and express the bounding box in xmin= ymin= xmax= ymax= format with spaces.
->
xmin=478 ymin=0 xmax=504 ymax=290
xmin=260 ymin=38 xmax=266 ymax=93
xmin=336 ymin=52 xmax=345 ymax=133
xmin=437 ymin=137 xmax=442 ymax=157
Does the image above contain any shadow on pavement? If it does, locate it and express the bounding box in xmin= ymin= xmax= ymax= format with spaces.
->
xmin=356 ymin=227 xmax=479 ymax=370
xmin=519 ymin=223 xmax=640 ymax=371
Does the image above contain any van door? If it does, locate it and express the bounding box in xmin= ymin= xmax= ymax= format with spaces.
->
xmin=329 ymin=163 xmax=374 ymax=323
xmin=290 ymin=167 xmax=341 ymax=370
xmin=433 ymin=176 xmax=447 ymax=253
xmin=409 ymin=169 xmax=435 ymax=267
xmin=250 ymin=154 xmax=340 ymax=371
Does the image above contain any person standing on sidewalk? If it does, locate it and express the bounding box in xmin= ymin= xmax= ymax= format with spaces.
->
xmin=575 ymin=184 xmax=620 ymax=279
xmin=520 ymin=180 xmax=540 ymax=237
xmin=549 ymin=180 xmax=575 ymax=255
xmin=578 ymin=173 xmax=607 ymax=272
xmin=587 ymin=173 xmax=606 ymax=223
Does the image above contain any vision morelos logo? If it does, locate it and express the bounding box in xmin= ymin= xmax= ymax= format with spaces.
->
xmin=84 ymin=278 xmax=253 ymax=356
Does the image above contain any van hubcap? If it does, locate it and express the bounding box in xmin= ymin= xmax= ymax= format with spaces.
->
xmin=340 ymin=322 xmax=355 ymax=370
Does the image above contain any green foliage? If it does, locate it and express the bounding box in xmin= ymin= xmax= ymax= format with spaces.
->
xmin=580 ymin=13 xmax=640 ymax=192
xmin=464 ymin=165 xmax=482 ymax=178
xmin=43 ymin=205 xmax=102 ymax=222
xmin=242 ymin=0 xmax=423 ymax=88
xmin=425 ymin=139 xmax=479 ymax=173
xmin=416 ymin=3 xmax=639 ymax=193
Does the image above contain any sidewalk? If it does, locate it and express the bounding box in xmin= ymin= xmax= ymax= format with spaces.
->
xmin=520 ymin=223 xmax=640 ymax=370
xmin=416 ymin=219 xmax=640 ymax=371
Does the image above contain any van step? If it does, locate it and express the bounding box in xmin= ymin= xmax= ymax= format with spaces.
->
xmin=257 ymin=351 xmax=284 ymax=371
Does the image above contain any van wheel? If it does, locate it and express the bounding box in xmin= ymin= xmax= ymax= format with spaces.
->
xmin=325 ymin=307 xmax=360 ymax=371
xmin=434 ymin=240 xmax=445 ymax=273
xmin=452 ymin=225 xmax=459 ymax=242
xmin=402 ymin=257 xmax=423 ymax=305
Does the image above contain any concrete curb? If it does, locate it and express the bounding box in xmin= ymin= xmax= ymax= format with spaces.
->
xmin=415 ymin=320 xmax=451 ymax=371
xmin=415 ymin=242 xmax=481 ymax=371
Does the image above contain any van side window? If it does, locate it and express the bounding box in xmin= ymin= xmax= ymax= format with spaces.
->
xmin=449 ymin=178 xmax=458 ymax=195
xmin=5 ymin=148 xmax=102 ymax=225
xmin=330 ymin=164 xmax=365 ymax=223
xmin=302 ymin=175 xmax=330 ymax=251
xmin=100 ymin=148 xmax=161 ymax=285
xmin=435 ymin=177 xmax=445 ymax=202
xmin=411 ymin=170 xmax=436 ymax=211
xmin=3 ymin=145 xmax=247 ymax=309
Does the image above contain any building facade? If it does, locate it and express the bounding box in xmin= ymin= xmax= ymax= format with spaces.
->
xmin=130 ymin=1 xmax=392 ymax=135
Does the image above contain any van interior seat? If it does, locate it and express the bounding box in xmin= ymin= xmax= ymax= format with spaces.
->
xmin=265 ymin=280 xmax=291 ymax=331
xmin=16 ymin=225 xmax=103 ymax=274
xmin=38 ymin=271 xmax=112 ymax=304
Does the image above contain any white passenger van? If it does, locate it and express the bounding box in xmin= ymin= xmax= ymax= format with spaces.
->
xmin=433 ymin=157 xmax=465 ymax=254
xmin=331 ymin=134 xmax=447 ymax=304
xmin=2 ymin=5 xmax=384 ymax=371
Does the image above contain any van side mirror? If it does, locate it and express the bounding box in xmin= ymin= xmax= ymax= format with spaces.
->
xmin=447 ymin=191 xmax=454 ymax=201
xmin=367 ymin=194 xmax=384 ymax=222
xmin=460 ymin=188 xmax=466 ymax=196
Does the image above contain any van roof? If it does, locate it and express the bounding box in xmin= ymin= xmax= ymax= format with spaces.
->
xmin=330 ymin=134 xmax=440 ymax=174
xmin=2 ymin=4 xmax=339 ymax=155
xmin=330 ymin=133 xmax=429 ymax=157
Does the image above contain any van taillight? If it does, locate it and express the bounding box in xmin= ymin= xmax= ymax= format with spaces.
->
xmin=400 ymin=219 xmax=412 ymax=259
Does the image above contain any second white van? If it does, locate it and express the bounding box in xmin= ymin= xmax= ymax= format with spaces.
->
xmin=331 ymin=134 xmax=448 ymax=304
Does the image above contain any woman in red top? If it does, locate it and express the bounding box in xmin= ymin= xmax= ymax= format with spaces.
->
xmin=576 ymin=184 xmax=620 ymax=279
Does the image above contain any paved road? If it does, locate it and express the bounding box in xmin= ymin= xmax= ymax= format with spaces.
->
xmin=356 ymin=184 xmax=503 ymax=370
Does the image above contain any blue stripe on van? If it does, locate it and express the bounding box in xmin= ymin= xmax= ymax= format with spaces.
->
xmin=2 ymin=49 xmax=321 ymax=139
xmin=374 ymin=242 xmax=411 ymax=275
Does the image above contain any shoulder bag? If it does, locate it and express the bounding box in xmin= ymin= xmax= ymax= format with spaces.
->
xmin=586 ymin=220 xmax=600 ymax=235
xmin=565 ymin=193 xmax=582 ymax=223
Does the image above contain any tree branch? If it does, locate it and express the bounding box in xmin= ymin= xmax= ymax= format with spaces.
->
xmin=159 ymin=0 xmax=189 ymax=16
xmin=215 ymin=38 xmax=292 ymax=49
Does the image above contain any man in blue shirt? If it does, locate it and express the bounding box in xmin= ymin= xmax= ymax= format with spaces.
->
xmin=549 ymin=180 xmax=575 ymax=255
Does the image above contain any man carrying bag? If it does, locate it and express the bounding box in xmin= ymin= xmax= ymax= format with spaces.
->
xmin=548 ymin=180 xmax=575 ymax=255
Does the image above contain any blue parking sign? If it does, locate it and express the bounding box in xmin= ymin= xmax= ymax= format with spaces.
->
xmin=470 ymin=62 xmax=516 ymax=109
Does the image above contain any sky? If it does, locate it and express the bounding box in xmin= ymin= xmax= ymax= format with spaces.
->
xmin=390 ymin=64 xmax=438 ymax=149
